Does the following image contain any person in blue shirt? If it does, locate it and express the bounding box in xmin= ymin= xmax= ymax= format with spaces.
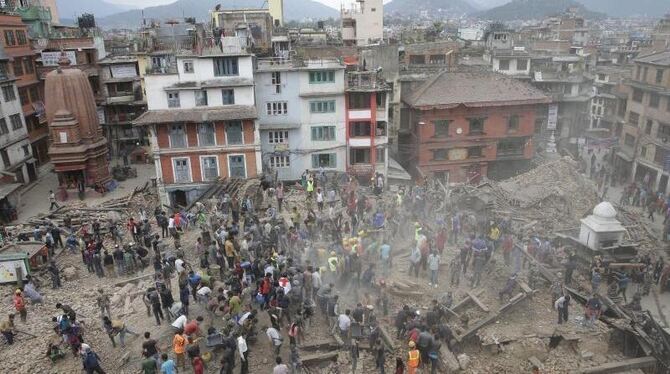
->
xmin=187 ymin=271 xmax=201 ymax=303
xmin=160 ymin=353 xmax=176 ymax=374
xmin=380 ymin=243 xmax=391 ymax=276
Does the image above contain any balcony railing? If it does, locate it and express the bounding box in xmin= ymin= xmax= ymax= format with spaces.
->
xmin=346 ymin=71 xmax=389 ymax=91
xmin=146 ymin=63 xmax=178 ymax=75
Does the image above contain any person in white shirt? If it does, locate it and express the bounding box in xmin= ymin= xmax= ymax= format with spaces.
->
xmin=554 ymin=294 xmax=570 ymax=324
xmin=168 ymin=216 xmax=176 ymax=237
xmin=273 ymin=357 xmax=289 ymax=374
xmin=266 ymin=326 xmax=283 ymax=355
xmin=337 ymin=309 xmax=352 ymax=345
xmin=171 ymin=314 xmax=187 ymax=330
xmin=237 ymin=334 xmax=248 ymax=372
xmin=175 ymin=257 xmax=186 ymax=275
xmin=196 ymin=286 xmax=212 ymax=304
xmin=311 ymin=269 xmax=322 ymax=300
xmin=316 ymin=188 xmax=324 ymax=212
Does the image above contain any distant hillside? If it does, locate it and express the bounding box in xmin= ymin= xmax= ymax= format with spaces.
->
xmin=580 ymin=0 xmax=669 ymax=17
xmin=56 ymin=0 xmax=134 ymax=20
xmin=385 ymin=0 xmax=478 ymax=16
xmin=476 ymin=0 xmax=604 ymax=21
xmin=98 ymin=0 xmax=339 ymax=29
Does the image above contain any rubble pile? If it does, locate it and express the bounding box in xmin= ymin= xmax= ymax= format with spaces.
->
xmin=493 ymin=156 xmax=600 ymax=230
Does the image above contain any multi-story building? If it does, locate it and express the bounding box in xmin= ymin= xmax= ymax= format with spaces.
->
xmin=0 ymin=44 xmax=36 ymax=184
xmin=400 ymin=71 xmax=549 ymax=182
xmin=255 ymin=57 xmax=346 ymax=181
xmin=617 ymin=51 xmax=670 ymax=193
xmin=341 ymin=0 xmax=383 ymax=46
xmin=589 ymin=66 xmax=629 ymax=132
xmin=134 ymin=37 xmax=261 ymax=207
xmin=345 ymin=70 xmax=389 ymax=178
xmin=0 ymin=12 xmax=46 ymax=166
xmin=487 ymin=48 xmax=531 ymax=79
xmin=98 ymin=55 xmax=147 ymax=159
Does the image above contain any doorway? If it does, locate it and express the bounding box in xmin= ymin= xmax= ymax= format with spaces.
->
xmin=26 ymin=162 xmax=37 ymax=182
xmin=172 ymin=190 xmax=187 ymax=207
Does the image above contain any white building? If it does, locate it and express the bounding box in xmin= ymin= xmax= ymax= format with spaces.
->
xmin=486 ymin=48 xmax=532 ymax=78
xmin=135 ymin=38 xmax=262 ymax=207
xmin=0 ymin=47 xmax=34 ymax=186
xmin=341 ymin=0 xmax=384 ymax=46
xmin=255 ymin=58 xmax=346 ymax=181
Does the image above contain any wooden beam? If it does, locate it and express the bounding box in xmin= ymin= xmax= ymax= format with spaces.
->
xmin=300 ymin=352 xmax=339 ymax=366
xmin=388 ymin=288 xmax=424 ymax=297
xmin=300 ymin=339 xmax=339 ymax=351
xmin=456 ymin=292 xmax=528 ymax=342
xmin=114 ymin=273 xmax=155 ymax=287
xmin=452 ymin=289 xmax=484 ymax=312
xmin=437 ymin=344 xmax=460 ymax=373
xmin=515 ymin=278 xmax=533 ymax=294
xmin=466 ymin=291 xmax=490 ymax=313
xmin=378 ymin=325 xmax=395 ymax=351
xmin=580 ymin=356 xmax=657 ymax=373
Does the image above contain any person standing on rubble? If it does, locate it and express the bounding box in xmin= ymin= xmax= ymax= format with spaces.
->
xmin=408 ymin=246 xmax=421 ymax=278
xmin=48 ymin=260 xmax=61 ymax=289
xmin=427 ymin=250 xmax=440 ymax=288
xmin=13 ymin=290 xmax=26 ymax=322
xmin=470 ymin=248 xmax=486 ymax=288
xmin=407 ymin=341 xmax=420 ymax=374
xmin=96 ymin=289 xmax=111 ymax=318
xmin=554 ymin=294 xmax=570 ymax=324
xmin=564 ymin=250 xmax=577 ymax=286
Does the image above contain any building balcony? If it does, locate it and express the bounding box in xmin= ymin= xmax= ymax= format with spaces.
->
xmin=145 ymin=64 xmax=178 ymax=75
xmin=106 ymin=93 xmax=136 ymax=104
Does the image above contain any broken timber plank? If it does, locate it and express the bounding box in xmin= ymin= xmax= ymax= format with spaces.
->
xmin=579 ymin=356 xmax=657 ymax=374
xmin=300 ymin=351 xmax=339 ymax=366
xmin=452 ymin=289 xmax=484 ymax=312
xmin=378 ymin=325 xmax=395 ymax=351
xmin=455 ymin=292 xmax=529 ymax=342
xmin=301 ymin=339 xmax=339 ymax=351
xmin=466 ymin=291 xmax=490 ymax=313
xmin=114 ymin=273 xmax=156 ymax=287
xmin=388 ymin=288 xmax=424 ymax=297
xmin=515 ymin=278 xmax=533 ymax=294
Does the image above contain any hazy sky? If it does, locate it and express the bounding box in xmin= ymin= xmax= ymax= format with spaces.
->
xmin=105 ymin=0 xmax=358 ymax=10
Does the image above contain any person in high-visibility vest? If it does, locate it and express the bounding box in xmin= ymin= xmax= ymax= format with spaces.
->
xmin=407 ymin=340 xmax=420 ymax=374
xmin=327 ymin=251 xmax=339 ymax=282
xmin=306 ymin=177 xmax=315 ymax=199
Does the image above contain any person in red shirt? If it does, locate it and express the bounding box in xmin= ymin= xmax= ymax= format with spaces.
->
xmin=192 ymin=355 xmax=204 ymax=374
xmin=436 ymin=227 xmax=447 ymax=255
xmin=184 ymin=316 xmax=203 ymax=337
xmin=13 ymin=290 xmax=26 ymax=322
xmin=502 ymin=234 xmax=514 ymax=266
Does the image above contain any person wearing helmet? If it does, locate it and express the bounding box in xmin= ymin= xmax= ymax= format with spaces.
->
xmin=407 ymin=340 xmax=420 ymax=374
xmin=13 ymin=290 xmax=26 ymax=322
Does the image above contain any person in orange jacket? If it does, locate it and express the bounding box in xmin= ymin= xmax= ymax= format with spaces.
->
xmin=13 ymin=290 xmax=26 ymax=322
xmin=407 ymin=341 xmax=420 ymax=374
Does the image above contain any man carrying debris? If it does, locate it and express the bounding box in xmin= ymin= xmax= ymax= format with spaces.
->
xmin=102 ymin=316 xmax=140 ymax=348
xmin=498 ymin=274 xmax=518 ymax=302
xmin=0 ymin=313 xmax=15 ymax=344
xmin=554 ymin=294 xmax=571 ymax=324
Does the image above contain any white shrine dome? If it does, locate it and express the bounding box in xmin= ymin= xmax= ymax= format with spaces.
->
xmin=592 ymin=201 xmax=617 ymax=220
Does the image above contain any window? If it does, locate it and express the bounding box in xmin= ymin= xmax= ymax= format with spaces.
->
xmin=497 ymin=138 xmax=525 ymax=156
xmin=9 ymin=114 xmax=21 ymax=130
xmin=597 ymin=73 xmax=606 ymax=81
xmin=28 ymin=86 xmax=39 ymax=102
xmin=432 ymin=149 xmax=448 ymax=160
xmin=18 ymin=88 xmax=28 ymax=105
xmin=658 ymin=123 xmax=670 ymax=138
xmin=498 ymin=59 xmax=510 ymax=71
xmin=21 ymin=145 xmax=29 ymax=156
xmin=221 ymin=89 xmax=235 ymax=105
xmin=201 ymin=156 xmax=219 ymax=181
xmin=266 ymin=101 xmax=287 ymax=115
xmin=641 ymin=146 xmax=647 ymax=158
xmin=311 ymin=153 xmax=336 ymax=168
xmin=269 ymin=155 xmax=290 ymax=168
xmin=468 ymin=118 xmax=485 ymax=135
xmin=197 ymin=123 xmax=215 ymax=146
xmin=173 ymin=158 xmax=191 ymax=183
xmin=429 ymin=55 xmax=445 ymax=64
xmin=349 ymin=92 xmax=371 ymax=109
xmin=12 ymin=59 xmax=22 ymax=76
xmin=23 ymin=58 xmax=33 ymax=74
xmin=376 ymin=148 xmax=385 ymax=162
xmin=643 ymin=67 xmax=648 ymax=81
xmin=310 ymin=100 xmax=335 ymax=113
xmin=195 ymin=90 xmax=208 ymax=106
xmin=656 ymin=69 xmax=664 ymax=84
xmin=409 ymin=55 xmax=425 ymax=64
xmin=213 ymin=57 xmax=238 ymax=76
xmin=624 ymin=133 xmax=635 ymax=147
xmin=468 ymin=146 xmax=483 ymax=158
xmin=508 ymin=115 xmax=519 ymax=132
xmin=268 ymin=130 xmax=288 ymax=144
xmin=3 ymin=30 xmax=15 ymax=46
xmin=433 ymin=120 xmax=450 ymax=137
xmin=183 ymin=60 xmax=194 ymax=73
xmin=108 ymin=81 xmax=132 ymax=96
xmin=271 ymin=72 xmax=281 ymax=93
xmin=654 ymin=147 xmax=667 ymax=166
xmin=632 ymin=89 xmax=643 ymax=103
xmin=350 ymin=122 xmax=371 ymax=137
xmin=15 ymin=30 xmax=26 ymax=45
xmin=376 ymin=93 xmax=386 ymax=108
xmin=645 ymin=120 xmax=653 ymax=135
xmin=0 ymin=150 xmax=8 ymax=168
xmin=309 ymin=70 xmax=335 ymax=83
xmin=0 ymin=118 xmax=8 ymax=135
xmin=169 ymin=124 xmax=186 ymax=148
xmin=1 ymin=85 xmax=14 ymax=102
xmin=225 ymin=121 xmax=243 ymax=145
xmin=650 ymin=93 xmax=660 ymax=108
xmin=350 ymin=148 xmax=371 ymax=164
xmin=311 ymin=126 xmax=336 ymax=141
xmin=635 ymin=65 xmax=641 ymax=80
xmin=167 ymin=92 xmax=180 ymax=108
xmin=517 ymin=59 xmax=528 ymax=70
xmin=228 ymin=155 xmax=247 ymax=178
xmin=628 ymin=111 xmax=640 ymax=127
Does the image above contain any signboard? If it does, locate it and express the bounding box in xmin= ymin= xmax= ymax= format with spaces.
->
xmin=41 ymin=51 xmax=76 ymax=66
xmin=110 ymin=64 xmax=137 ymax=78
xmin=0 ymin=258 xmax=28 ymax=283
xmin=448 ymin=148 xmax=467 ymax=161
xmin=547 ymin=104 xmax=558 ymax=130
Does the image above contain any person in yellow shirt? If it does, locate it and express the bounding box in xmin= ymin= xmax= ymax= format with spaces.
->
xmin=173 ymin=329 xmax=187 ymax=369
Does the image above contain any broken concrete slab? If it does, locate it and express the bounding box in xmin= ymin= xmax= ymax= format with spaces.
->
xmin=580 ymin=356 xmax=657 ymax=373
